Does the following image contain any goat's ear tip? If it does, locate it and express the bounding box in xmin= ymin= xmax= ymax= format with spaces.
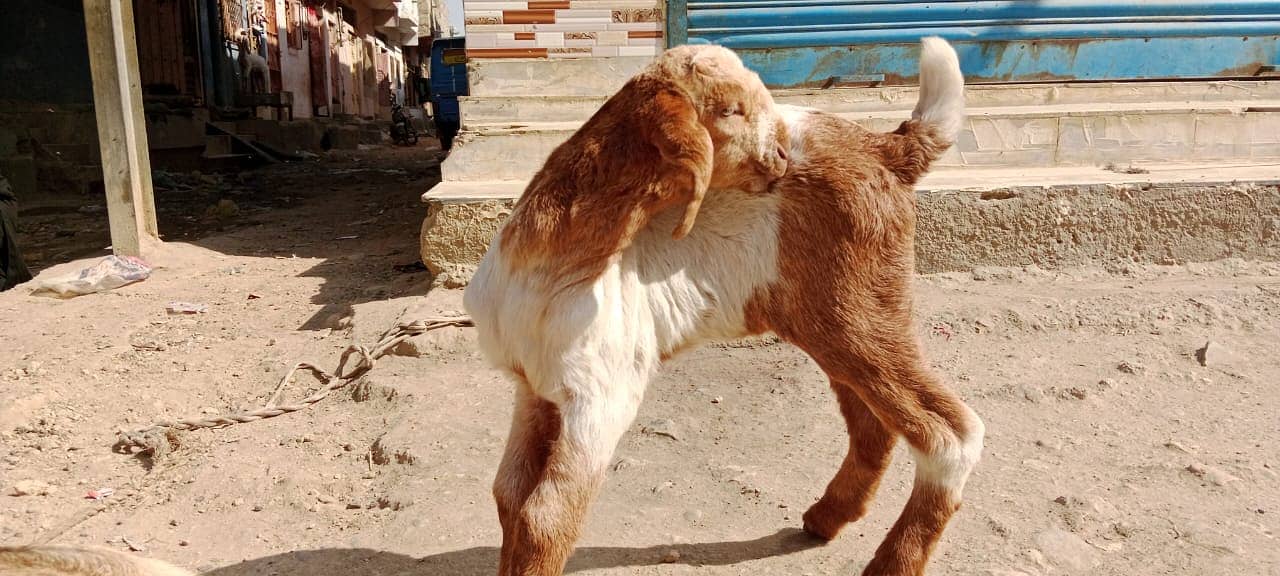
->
xmin=688 ymin=48 xmax=720 ymax=72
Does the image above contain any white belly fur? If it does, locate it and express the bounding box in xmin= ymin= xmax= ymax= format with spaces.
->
xmin=464 ymin=189 xmax=781 ymax=404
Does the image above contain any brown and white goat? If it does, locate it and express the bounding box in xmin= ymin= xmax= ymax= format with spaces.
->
xmin=0 ymin=545 xmax=193 ymax=576
xmin=464 ymin=38 xmax=980 ymax=576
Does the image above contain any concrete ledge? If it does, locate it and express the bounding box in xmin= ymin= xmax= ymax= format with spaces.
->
xmin=442 ymin=103 xmax=1280 ymax=182
xmin=463 ymin=80 xmax=1280 ymax=124
xmin=914 ymin=181 xmax=1280 ymax=273
xmin=468 ymin=58 xmax=1280 ymax=102
xmin=419 ymin=164 xmax=1280 ymax=286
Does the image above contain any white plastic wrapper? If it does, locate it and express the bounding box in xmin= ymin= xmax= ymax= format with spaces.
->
xmin=30 ymin=255 xmax=152 ymax=298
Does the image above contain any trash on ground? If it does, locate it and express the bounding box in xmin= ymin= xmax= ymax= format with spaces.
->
xmin=166 ymin=301 xmax=209 ymax=314
xmin=931 ymin=322 xmax=954 ymax=340
xmin=30 ymin=256 xmax=152 ymax=299
xmin=85 ymin=487 xmax=114 ymax=500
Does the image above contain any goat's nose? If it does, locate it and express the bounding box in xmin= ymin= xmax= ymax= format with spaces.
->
xmin=775 ymin=144 xmax=788 ymax=162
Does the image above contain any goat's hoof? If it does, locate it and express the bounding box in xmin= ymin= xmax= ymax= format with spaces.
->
xmin=801 ymin=505 xmax=845 ymax=542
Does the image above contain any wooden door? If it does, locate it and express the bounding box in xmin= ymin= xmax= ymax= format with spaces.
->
xmin=133 ymin=0 xmax=187 ymax=96
xmin=307 ymin=4 xmax=328 ymax=111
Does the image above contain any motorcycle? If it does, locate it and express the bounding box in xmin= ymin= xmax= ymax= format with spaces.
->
xmin=389 ymin=93 xmax=418 ymax=146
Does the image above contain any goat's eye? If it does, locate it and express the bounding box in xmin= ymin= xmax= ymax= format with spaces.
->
xmin=720 ymin=106 xmax=739 ymax=118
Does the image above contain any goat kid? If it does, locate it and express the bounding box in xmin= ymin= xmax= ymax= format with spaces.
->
xmin=467 ymin=43 xmax=788 ymax=575
xmin=0 ymin=545 xmax=193 ymax=576
xmin=234 ymin=30 xmax=269 ymax=96
xmin=465 ymin=37 xmax=979 ymax=576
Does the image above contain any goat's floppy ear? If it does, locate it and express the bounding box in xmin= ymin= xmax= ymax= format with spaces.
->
xmin=643 ymin=88 xmax=713 ymax=239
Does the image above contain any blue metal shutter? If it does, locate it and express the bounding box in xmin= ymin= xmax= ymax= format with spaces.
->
xmin=666 ymin=0 xmax=1280 ymax=87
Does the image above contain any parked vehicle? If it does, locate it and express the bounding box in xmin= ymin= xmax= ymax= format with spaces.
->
xmin=389 ymin=92 xmax=418 ymax=146
xmin=429 ymin=37 xmax=468 ymax=151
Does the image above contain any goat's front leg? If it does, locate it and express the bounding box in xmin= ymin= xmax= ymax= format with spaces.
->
xmin=856 ymin=360 xmax=983 ymax=576
xmin=802 ymin=381 xmax=897 ymax=540
xmin=782 ymin=315 xmax=983 ymax=576
xmin=498 ymin=371 xmax=644 ymax=576
xmin=494 ymin=381 xmax=561 ymax=576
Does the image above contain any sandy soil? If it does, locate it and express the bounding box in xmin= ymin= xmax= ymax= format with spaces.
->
xmin=2 ymin=148 xmax=1278 ymax=576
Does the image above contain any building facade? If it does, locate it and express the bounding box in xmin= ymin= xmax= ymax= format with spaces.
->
xmin=129 ymin=0 xmax=420 ymax=119
xmin=0 ymin=0 xmax=427 ymax=202
xmin=463 ymin=0 xmax=663 ymax=60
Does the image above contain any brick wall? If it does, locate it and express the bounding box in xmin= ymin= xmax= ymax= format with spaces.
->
xmin=464 ymin=0 xmax=664 ymax=59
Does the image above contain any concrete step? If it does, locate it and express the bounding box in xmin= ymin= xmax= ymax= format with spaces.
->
xmin=462 ymin=80 xmax=1280 ymax=125
xmin=417 ymin=162 xmax=1280 ymax=287
xmin=442 ymin=100 xmax=1280 ymax=182
xmin=202 ymin=134 xmax=234 ymax=157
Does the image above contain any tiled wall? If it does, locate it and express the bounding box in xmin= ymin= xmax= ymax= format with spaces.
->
xmin=464 ymin=0 xmax=664 ymax=59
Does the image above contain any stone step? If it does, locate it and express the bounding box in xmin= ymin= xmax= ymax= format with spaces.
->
xmin=202 ymin=134 xmax=234 ymax=157
xmin=462 ymin=80 xmax=1280 ymax=125
xmin=441 ymin=100 xmax=1280 ymax=182
xmin=418 ymin=162 xmax=1280 ymax=286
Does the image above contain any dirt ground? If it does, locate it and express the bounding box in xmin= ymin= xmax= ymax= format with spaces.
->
xmin=2 ymin=146 xmax=1279 ymax=576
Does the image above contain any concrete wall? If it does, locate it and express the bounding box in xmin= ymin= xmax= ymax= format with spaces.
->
xmin=320 ymin=1 xmax=409 ymax=119
xmin=464 ymin=0 xmax=663 ymax=59
xmin=329 ymin=1 xmax=385 ymax=119
xmin=276 ymin=0 xmax=314 ymax=118
xmin=419 ymin=182 xmax=1280 ymax=286
xmin=358 ymin=7 xmax=378 ymax=118
xmin=333 ymin=10 xmax=361 ymax=116
xmin=0 ymin=1 xmax=94 ymax=105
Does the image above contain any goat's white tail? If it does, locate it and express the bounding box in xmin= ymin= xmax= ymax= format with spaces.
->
xmin=911 ymin=37 xmax=965 ymax=144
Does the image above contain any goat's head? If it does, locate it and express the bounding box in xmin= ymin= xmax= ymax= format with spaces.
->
xmin=654 ymin=45 xmax=789 ymax=194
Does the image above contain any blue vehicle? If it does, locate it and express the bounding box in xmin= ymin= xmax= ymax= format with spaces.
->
xmin=429 ymin=37 xmax=468 ymax=151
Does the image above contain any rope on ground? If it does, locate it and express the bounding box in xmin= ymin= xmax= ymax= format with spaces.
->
xmin=114 ymin=317 xmax=474 ymax=455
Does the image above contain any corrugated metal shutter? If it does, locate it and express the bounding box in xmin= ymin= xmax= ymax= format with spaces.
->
xmin=667 ymin=0 xmax=1280 ymax=87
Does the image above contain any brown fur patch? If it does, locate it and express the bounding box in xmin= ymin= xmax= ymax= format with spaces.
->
xmin=746 ymin=111 xmax=975 ymax=575
xmin=497 ymin=45 xmax=787 ymax=286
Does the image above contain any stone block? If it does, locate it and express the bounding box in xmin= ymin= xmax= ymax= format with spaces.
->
xmin=419 ymin=198 xmax=514 ymax=287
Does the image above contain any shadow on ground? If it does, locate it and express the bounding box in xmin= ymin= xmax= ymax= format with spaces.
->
xmin=189 ymin=147 xmax=445 ymax=330
xmin=202 ymin=529 xmax=821 ymax=576
xmin=16 ymin=145 xmax=445 ymax=329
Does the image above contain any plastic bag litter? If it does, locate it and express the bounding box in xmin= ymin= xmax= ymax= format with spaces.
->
xmin=166 ymin=301 xmax=208 ymax=314
xmin=30 ymin=255 xmax=152 ymax=298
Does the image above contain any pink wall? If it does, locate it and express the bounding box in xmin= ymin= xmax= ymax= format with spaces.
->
xmin=275 ymin=0 xmax=314 ymax=118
